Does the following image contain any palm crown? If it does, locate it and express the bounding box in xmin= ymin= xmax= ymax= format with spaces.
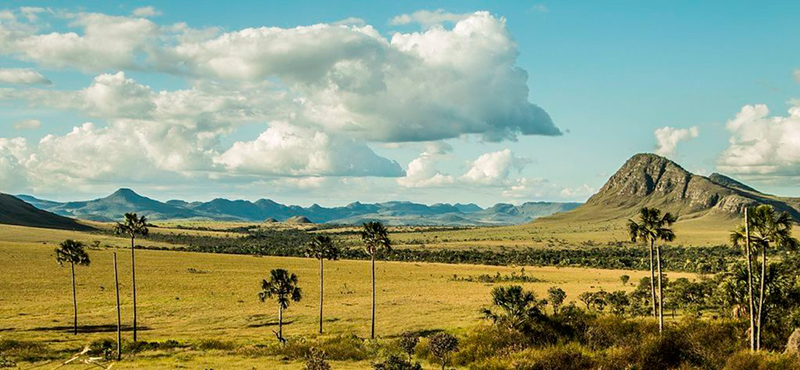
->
xmin=306 ymin=235 xmax=340 ymax=261
xmin=627 ymin=207 xmax=677 ymax=243
xmin=360 ymin=221 xmax=391 ymax=255
xmin=731 ymin=205 xmax=798 ymax=252
xmin=259 ymin=269 xmax=302 ymax=309
xmin=55 ymin=239 xmax=91 ymax=266
xmin=114 ymin=213 xmax=149 ymax=238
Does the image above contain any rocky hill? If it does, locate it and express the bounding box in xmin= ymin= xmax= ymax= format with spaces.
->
xmin=571 ymin=153 xmax=800 ymax=221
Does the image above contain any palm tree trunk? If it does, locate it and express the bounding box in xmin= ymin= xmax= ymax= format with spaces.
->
xmin=757 ymin=246 xmax=766 ymax=351
xmin=130 ymin=235 xmax=138 ymax=342
xmin=319 ymin=258 xmax=324 ymax=334
xmin=371 ymin=253 xmax=376 ymax=340
xmin=278 ymin=304 xmax=283 ymax=340
xmin=649 ymin=239 xmax=657 ymax=321
xmin=71 ymin=262 xmax=77 ymax=335
xmin=744 ymin=208 xmax=755 ymax=351
xmin=656 ymin=243 xmax=664 ymax=334
xmin=113 ymin=252 xmax=122 ymax=361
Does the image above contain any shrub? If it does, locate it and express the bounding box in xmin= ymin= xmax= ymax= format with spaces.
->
xmin=373 ymin=354 xmax=423 ymax=370
xmin=723 ymin=351 xmax=800 ymax=370
xmin=397 ymin=332 xmax=419 ymax=360
xmin=429 ymin=332 xmax=459 ymax=370
xmin=482 ymin=344 xmax=594 ymax=370
xmin=304 ymin=347 xmax=331 ymax=370
xmin=275 ymin=334 xmax=378 ymax=362
xmin=193 ymin=339 xmax=236 ymax=351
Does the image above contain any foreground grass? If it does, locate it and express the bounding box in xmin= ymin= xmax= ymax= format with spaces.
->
xmin=0 ymin=224 xmax=696 ymax=368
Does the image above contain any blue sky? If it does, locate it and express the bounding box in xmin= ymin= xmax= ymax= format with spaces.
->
xmin=0 ymin=1 xmax=798 ymax=206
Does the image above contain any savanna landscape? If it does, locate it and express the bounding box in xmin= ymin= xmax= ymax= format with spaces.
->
xmin=2 ymin=2 xmax=800 ymax=369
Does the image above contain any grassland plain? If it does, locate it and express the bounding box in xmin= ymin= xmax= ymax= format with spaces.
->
xmin=0 ymin=223 xmax=697 ymax=369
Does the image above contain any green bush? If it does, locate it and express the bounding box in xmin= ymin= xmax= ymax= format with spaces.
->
xmin=723 ymin=351 xmax=800 ymax=370
xmin=275 ymin=334 xmax=378 ymax=361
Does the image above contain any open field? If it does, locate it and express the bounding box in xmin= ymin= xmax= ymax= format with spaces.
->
xmin=0 ymin=223 xmax=698 ymax=368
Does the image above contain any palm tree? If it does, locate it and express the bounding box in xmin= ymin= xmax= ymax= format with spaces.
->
xmin=114 ymin=212 xmax=148 ymax=341
xmin=628 ymin=207 xmax=677 ymax=333
xmin=305 ymin=235 xmax=340 ymax=334
xmin=731 ymin=207 xmax=756 ymax=351
xmin=735 ymin=205 xmax=798 ymax=350
xmin=258 ymin=269 xmax=302 ymax=342
xmin=360 ymin=221 xmax=391 ymax=339
xmin=55 ymin=239 xmax=91 ymax=335
xmin=480 ymin=285 xmax=544 ymax=331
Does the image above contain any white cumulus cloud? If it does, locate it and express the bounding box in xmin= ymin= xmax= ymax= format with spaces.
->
xmin=215 ymin=122 xmax=403 ymax=177
xmin=460 ymin=149 xmax=528 ymax=185
xmin=654 ymin=126 xmax=699 ymax=157
xmin=0 ymin=68 xmax=51 ymax=85
xmin=718 ymin=104 xmax=800 ymax=179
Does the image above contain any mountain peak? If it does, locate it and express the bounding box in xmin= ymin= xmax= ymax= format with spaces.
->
xmin=110 ymin=188 xmax=142 ymax=199
xmin=581 ymin=153 xmax=800 ymax=220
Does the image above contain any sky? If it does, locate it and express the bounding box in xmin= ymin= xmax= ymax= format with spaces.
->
xmin=0 ymin=1 xmax=798 ymax=207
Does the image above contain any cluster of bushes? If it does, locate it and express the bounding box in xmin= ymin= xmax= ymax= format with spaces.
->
xmin=451 ymin=269 xmax=545 ymax=283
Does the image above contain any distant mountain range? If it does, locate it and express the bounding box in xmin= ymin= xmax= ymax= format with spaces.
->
xmin=544 ymin=153 xmax=800 ymax=224
xmin=15 ymin=189 xmax=581 ymax=226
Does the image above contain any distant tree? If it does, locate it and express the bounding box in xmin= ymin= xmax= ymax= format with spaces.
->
xmin=734 ymin=205 xmax=798 ymax=350
xmin=114 ymin=212 xmax=148 ymax=341
xmin=259 ymin=269 xmax=302 ymax=343
xmin=547 ymin=286 xmax=567 ymax=314
xmin=628 ymin=207 xmax=677 ymax=333
xmin=620 ymin=275 xmax=630 ymax=286
xmin=428 ymin=332 xmax=459 ymax=370
xmin=361 ymin=221 xmax=391 ymax=339
xmin=398 ymin=332 xmax=419 ymax=362
xmin=305 ymin=235 xmax=340 ymax=334
xmin=304 ymin=347 xmax=331 ymax=370
xmin=55 ymin=240 xmax=91 ymax=335
xmin=481 ymin=285 xmax=544 ymax=331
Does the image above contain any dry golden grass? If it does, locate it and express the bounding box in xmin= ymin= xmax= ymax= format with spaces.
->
xmin=0 ymin=223 xmax=697 ymax=368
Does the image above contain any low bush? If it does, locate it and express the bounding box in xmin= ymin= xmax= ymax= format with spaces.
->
xmin=723 ymin=351 xmax=800 ymax=370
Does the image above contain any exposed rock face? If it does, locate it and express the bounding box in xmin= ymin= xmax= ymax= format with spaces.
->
xmin=585 ymin=153 xmax=799 ymax=219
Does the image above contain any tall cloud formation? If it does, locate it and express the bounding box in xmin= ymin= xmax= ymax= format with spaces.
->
xmin=0 ymin=7 xmax=560 ymax=194
xmin=654 ymin=126 xmax=699 ymax=157
xmin=718 ymin=104 xmax=800 ymax=179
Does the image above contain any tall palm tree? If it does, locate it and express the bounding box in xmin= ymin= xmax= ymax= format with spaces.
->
xmin=480 ymin=285 xmax=544 ymax=331
xmin=305 ymin=235 xmax=340 ymax=334
xmin=737 ymin=205 xmax=798 ymax=350
xmin=114 ymin=213 xmax=148 ymax=341
xmin=360 ymin=221 xmax=391 ymax=339
xmin=258 ymin=269 xmax=302 ymax=342
xmin=730 ymin=207 xmax=756 ymax=351
xmin=628 ymin=207 xmax=677 ymax=333
xmin=55 ymin=239 xmax=91 ymax=335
